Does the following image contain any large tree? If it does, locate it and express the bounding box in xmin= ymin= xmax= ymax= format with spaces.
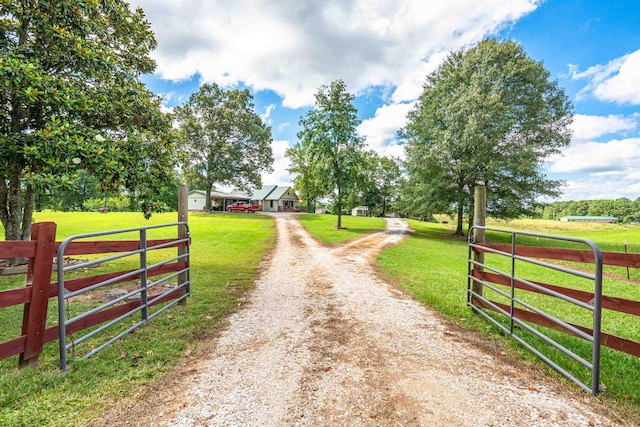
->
xmin=1 ymin=0 xmax=175 ymax=242
xmin=403 ymin=38 xmax=573 ymax=235
xmin=297 ymin=80 xmax=364 ymax=228
xmin=174 ymin=83 xmax=273 ymax=210
xmin=286 ymin=142 xmax=324 ymax=213
xmin=357 ymin=151 xmax=401 ymax=217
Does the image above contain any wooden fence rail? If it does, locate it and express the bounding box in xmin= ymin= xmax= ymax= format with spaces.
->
xmin=0 ymin=222 xmax=188 ymax=367
xmin=472 ymin=242 xmax=640 ymax=358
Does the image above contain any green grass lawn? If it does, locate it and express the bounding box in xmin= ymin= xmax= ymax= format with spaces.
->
xmin=378 ymin=218 xmax=640 ymax=417
xmin=0 ymin=211 xmax=275 ymax=427
xmin=297 ymin=213 xmax=387 ymax=243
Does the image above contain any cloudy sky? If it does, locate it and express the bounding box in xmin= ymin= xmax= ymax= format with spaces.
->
xmin=130 ymin=0 xmax=640 ymax=202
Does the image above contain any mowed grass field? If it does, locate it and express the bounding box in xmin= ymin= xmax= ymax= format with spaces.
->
xmin=297 ymin=213 xmax=387 ymax=243
xmin=0 ymin=211 xmax=275 ymax=427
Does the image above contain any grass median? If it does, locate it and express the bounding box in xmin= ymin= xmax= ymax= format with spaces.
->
xmin=297 ymin=213 xmax=387 ymax=244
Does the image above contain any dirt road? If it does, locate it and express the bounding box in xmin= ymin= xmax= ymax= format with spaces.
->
xmin=102 ymin=213 xmax=622 ymax=426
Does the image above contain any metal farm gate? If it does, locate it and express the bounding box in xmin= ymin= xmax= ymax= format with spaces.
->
xmin=57 ymin=222 xmax=190 ymax=370
xmin=467 ymin=226 xmax=603 ymax=394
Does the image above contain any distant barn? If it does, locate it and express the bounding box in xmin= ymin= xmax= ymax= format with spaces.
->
xmin=558 ymin=216 xmax=618 ymax=224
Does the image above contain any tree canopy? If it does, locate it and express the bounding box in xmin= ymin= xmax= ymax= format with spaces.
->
xmin=294 ymin=80 xmax=365 ymax=228
xmin=1 ymin=0 xmax=175 ymax=241
xmin=174 ymin=83 xmax=273 ymax=210
xmin=354 ymin=151 xmax=401 ymax=217
xmin=539 ymin=198 xmax=640 ymax=223
xmin=403 ymin=38 xmax=573 ymax=234
xmin=285 ymin=141 xmax=324 ymax=213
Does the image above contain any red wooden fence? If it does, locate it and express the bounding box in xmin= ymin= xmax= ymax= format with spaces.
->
xmin=472 ymin=242 xmax=640 ymax=358
xmin=0 ymin=222 xmax=188 ymax=367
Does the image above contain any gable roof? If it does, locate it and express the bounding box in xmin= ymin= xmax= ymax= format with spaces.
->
xmin=265 ymin=186 xmax=293 ymax=200
xmin=251 ymin=185 xmax=278 ymax=200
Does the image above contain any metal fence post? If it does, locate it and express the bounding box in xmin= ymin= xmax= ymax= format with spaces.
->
xmin=140 ymin=229 xmax=148 ymax=321
xmin=178 ymin=184 xmax=189 ymax=302
xmin=19 ymin=222 xmax=57 ymax=367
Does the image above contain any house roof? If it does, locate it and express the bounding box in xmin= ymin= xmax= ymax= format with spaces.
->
xmin=265 ymin=186 xmax=293 ymax=200
xmin=251 ymin=185 xmax=277 ymax=200
xmin=189 ymin=190 xmax=250 ymax=199
xmin=211 ymin=190 xmax=250 ymax=199
xmin=560 ymin=216 xmax=618 ymax=220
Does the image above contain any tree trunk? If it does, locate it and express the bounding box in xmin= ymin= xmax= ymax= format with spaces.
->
xmin=1 ymin=167 xmax=32 ymax=264
xmin=4 ymin=165 xmax=23 ymax=241
xmin=455 ymin=202 xmax=464 ymax=236
xmin=205 ymin=182 xmax=213 ymax=211
xmin=336 ymin=187 xmax=342 ymax=228
xmin=21 ymin=184 xmax=35 ymax=240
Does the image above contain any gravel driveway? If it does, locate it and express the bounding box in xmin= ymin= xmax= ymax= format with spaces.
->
xmin=100 ymin=213 xmax=623 ymax=426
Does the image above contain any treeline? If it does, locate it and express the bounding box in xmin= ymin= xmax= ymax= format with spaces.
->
xmin=538 ymin=198 xmax=640 ymax=223
xmin=35 ymin=170 xmax=180 ymax=213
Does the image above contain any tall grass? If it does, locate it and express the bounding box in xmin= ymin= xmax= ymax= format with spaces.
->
xmin=0 ymin=211 xmax=275 ymax=427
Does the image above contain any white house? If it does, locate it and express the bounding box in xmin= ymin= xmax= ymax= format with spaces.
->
xmin=351 ymin=206 xmax=369 ymax=217
xmin=188 ymin=190 xmax=250 ymax=211
xmin=251 ymin=185 xmax=299 ymax=212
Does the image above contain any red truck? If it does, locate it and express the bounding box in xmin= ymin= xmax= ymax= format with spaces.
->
xmin=226 ymin=201 xmax=261 ymax=213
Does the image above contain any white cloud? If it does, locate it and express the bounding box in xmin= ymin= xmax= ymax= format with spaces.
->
xmin=261 ymin=139 xmax=293 ymax=187
xmin=550 ymin=137 xmax=640 ymax=201
xmin=261 ymin=104 xmax=276 ymax=121
xmin=549 ymin=138 xmax=640 ymax=174
xmin=571 ymin=114 xmax=638 ymax=141
xmin=571 ymin=49 xmax=640 ymax=105
xmin=559 ymin=175 xmax=640 ymax=201
xmin=358 ymin=102 xmax=415 ymax=158
xmin=277 ymin=122 xmax=290 ymax=132
xmin=131 ymin=0 xmax=540 ymax=108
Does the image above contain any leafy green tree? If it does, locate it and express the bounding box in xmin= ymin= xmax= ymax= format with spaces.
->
xmin=286 ymin=142 xmax=324 ymax=213
xmin=0 ymin=0 xmax=175 ymax=241
xmin=357 ymin=151 xmax=401 ymax=217
xmin=297 ymin=80 xmax=365 ymax=228
xmin=403 ymin=38 xmax=573 ymax=235
xmin=174 ymin=83 xmax=274 ymax=210
xmin=36 ymin=169 xmax=101 ymax=212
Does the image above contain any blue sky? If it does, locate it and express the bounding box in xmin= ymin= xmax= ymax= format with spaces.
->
xmin=133 ymin=0 xmax=640 ymax=201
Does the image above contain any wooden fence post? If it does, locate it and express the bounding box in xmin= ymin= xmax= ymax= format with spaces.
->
xmin=178 ymin=184 xmax=188 ymax=305
xmin=19 ymin=222 xmax=57 ymax=367
xmin=472 ymin=184 xmax=486 ymax=298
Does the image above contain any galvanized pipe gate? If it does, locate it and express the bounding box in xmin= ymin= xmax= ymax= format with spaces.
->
xmin=57 ymin=222 xmax=190 ymax=370
xmin=467 ymin=226 xmax=603 ymax=394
